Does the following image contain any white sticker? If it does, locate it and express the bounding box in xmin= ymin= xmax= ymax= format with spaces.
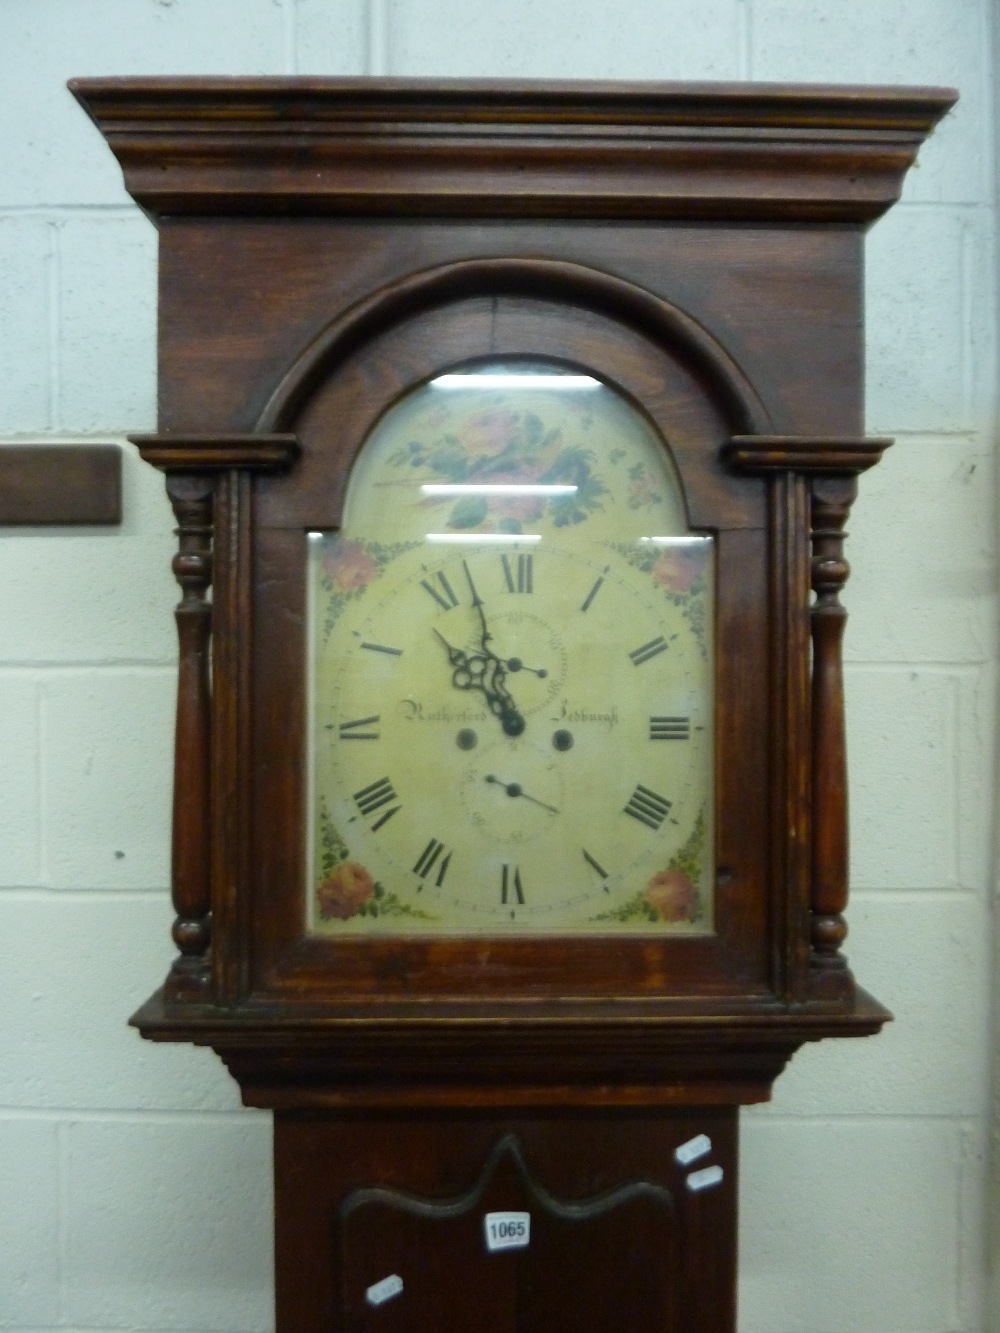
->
xmin=674 ymin=1133 xmax=712 ymax=1167
xmin=484 ymin=1210 xmax=531 ymax=1252
xmin=686 ymin=1164 xmax=724 ymax=1193
xmin=365 ymin=1274 xmax=404 ymax=1307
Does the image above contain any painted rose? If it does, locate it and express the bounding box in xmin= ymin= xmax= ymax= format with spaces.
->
xmin=645 ymin=868 xmax=698 ymax=923
xmin=317 ymin=861 xmax=376 ymax=920
xmin=628 ymin=473 xmax=660 ymax=509
xmin=461 ymin=409 xmax=519 ymax=459
xmin=651 ymin=547 xmax=704 ymax=595
xmin=484 ymin=466 xmax=547 ymax=524
xmin=323 ymin=539 xmax=378 ymax=591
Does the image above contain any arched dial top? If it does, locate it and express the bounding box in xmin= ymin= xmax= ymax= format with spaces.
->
xmin=306 ymin=361 xmax=714 ymax=936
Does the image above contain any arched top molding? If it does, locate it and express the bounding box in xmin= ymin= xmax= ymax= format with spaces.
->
xmin=255 ymin=257 xmax=773 ymax=436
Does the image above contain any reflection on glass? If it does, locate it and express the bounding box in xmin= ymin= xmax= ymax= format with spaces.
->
xmin=305 ymin=362 xmax=714 ymax=936
xmin=425 ymin=533 xmax=543 ymax=545
xmin=432 ymin=372 xmax=601 ymax=390
xmin=421 ymin=484 xmax=578 ymax=497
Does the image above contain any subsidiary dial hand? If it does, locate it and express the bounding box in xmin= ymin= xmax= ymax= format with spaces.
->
xmin=485 ymin=773 xmax=559 ymax=814
xmin=501 ymin=656 xmax=548 ymax=680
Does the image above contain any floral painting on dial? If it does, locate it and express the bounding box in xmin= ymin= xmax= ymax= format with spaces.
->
xmin=595 ymin=812 xmax=707 ymax=926
xmin=614 ymin=539 xmax=711 ymax=652
xmin=315 ymin=537 xmax=419 ymax=643
xmin=373 ymin=381 xmax=685 ymax=540
xmin=314 ymin=797 xmax=435 ymax=923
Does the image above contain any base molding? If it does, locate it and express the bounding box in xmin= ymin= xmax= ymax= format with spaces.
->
xmin=131 ymin=987 xmax=890 ymax=1109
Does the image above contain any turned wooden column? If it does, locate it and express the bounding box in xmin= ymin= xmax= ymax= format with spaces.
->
xmin=132 ymin=434 xmax=299 ymax=999
xmin=808 ymin=474 xmax=857 ymax=971
xmin=164 ymin=473 xmax=215 ymax=996
xmin=724 ymin=436 xmax=890 ymax=988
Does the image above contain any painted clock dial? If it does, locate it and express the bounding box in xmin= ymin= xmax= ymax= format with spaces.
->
xmin=306 ymin=363 xmax=714 ymax=934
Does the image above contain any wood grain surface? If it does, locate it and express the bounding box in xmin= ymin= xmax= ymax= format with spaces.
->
xmin=0 ymin=444 xmax=121 ymax=525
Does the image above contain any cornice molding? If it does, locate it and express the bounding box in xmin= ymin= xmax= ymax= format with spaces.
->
xmin=71 ymin=77 xmax=956 ymax=224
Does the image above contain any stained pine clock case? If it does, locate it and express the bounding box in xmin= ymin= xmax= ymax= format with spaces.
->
xmin=74 ymin=78 xmax=954 ymax=1332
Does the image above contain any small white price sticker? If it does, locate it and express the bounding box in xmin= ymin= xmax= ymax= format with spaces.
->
xmin=484 ymin=1210 xmax=531 ymax=1252
xmin=674 ymin=1133 xmax=712 ymax=1167
xmin=365 ymin=1274 xmax=403 ymax=1307
xmin=686 ymin=1164 xmax=724 ymax=1193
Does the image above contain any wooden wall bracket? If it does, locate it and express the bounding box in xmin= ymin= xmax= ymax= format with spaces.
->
xmin=0 ymin=443 xmax=121 ymax=526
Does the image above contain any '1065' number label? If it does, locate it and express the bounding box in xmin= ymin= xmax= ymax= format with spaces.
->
xmin=484 ymin=1211 xmax=531 ymax=1252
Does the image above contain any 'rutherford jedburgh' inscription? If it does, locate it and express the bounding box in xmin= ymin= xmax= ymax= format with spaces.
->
xmin=553 ymin=702 xmax=620 ymax=732
xmin=396 ymin=698 xmax=620 ymax=732
xmin=400 ymin=700 xmax=488 ymax=724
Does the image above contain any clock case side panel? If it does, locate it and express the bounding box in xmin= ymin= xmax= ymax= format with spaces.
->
xmin=237 ymin=268 xmax=805 ymax=1012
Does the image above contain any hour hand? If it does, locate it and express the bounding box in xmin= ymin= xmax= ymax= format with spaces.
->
xmin=435 ymin=630 xmax=525 ymax=736
xmin=434 ymin=629 xmax=487 ymax=695
xmin=434 ymin=628 xmax=471 ymax=672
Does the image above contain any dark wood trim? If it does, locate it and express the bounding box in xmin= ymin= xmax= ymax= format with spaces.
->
xmin=0 ymin=444 xmax=121 ymax=526
xmin=769 ymin=472 xmax=813 ymax=1003
xmin=130 ymin=433 xmax=299 ymax=472
xmin=724 ymin=435 xmax=891 ymax=474
xmin=130 ymin=986 xmax=891 ymax=1109
xmin=70 ymin=77 xmax=955 ymax=223
xmin=135 ymin=449 xmax=289 ymax=1001
xmin=209 ymin=470 xmax=246 ymax=1005
xmin=255 ymin=257 xmax=772 ymax=436
xmin=724 ymin=434 xmax=892 ymax=996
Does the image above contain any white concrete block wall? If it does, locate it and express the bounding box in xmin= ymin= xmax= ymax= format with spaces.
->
xmin=0 ymin=3 xmax=994 ymax=1332
xmin=741 ymin=5 xmax=998 ymax=1332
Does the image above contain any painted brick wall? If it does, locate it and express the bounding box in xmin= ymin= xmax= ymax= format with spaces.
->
xmin=0 ymin=2 xmax=995 ymax=1331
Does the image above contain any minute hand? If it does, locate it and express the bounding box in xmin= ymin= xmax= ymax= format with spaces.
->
xmin=472 ymin=607 xmax=526 ymax=736
xmin=462 ymin=560 xmax=526 ymax=736
xmin=480 ymin=653 xmax=525 ymax=737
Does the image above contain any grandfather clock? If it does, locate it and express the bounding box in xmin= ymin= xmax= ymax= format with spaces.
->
xmin=73 ymin=78 xmax=953 ymax=1331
